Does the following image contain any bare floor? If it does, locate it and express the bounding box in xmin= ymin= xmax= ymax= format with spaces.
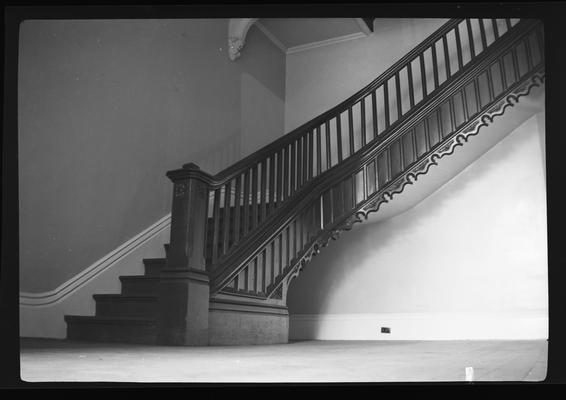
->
xmin=20 ymin=338 xmax=547 ymax=383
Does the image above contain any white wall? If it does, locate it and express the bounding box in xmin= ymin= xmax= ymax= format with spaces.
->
xmin=287 ymin=113 xmax=547 ymax=340
xmin=284 ymin=18 xmax=447 ymax=132
xmin=18 ymin=19 xmax=285 ymax=294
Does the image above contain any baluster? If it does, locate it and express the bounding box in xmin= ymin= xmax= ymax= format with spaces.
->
xmin=448 ymin=96 xmax=456 ymax=137
xmin=336 ymin=115 xmax=343 ymax=162
xmin=505 ymin=18 xmax=512 ymax=32
xmin=279 ymin=232 xmax=284 ymax=276
xmin=242 ymin=169 xmax=250 ymax=236
xmin=479 ymin=19 xmax=488 ymax=51
xmin=360 ymin=99 xmax=367 ymax=147
xmin=290 ymin=142 xmax=296 ymax=196
xmin=286 ymin=225 xmax=291 ymax=268
xmin=372 ymin=90 xmax=378 ymax=138
xmin=492 ymin=19 xmax=499 ymax=39
xmin=307 ymin=205 xmax=313 ymax=244
xmin=386 ymin=149 xmax=392 ymax=184
xmin=262 ymin=249 xmax=269 ymax=293
xmin=442 ymin=35 xmax=451 ymax=78
xmin=362 ymin=167 xmax=368 ymax=202
xmin=325 ymin=121 xmax=332 ymax=169
xmin=419 ymin=53 xmax=428 ymax=98
xmin=283 ymin=146 xmax=289 ymax=201
xmin=332 ymin=182 xmax=343 ymax=222
xmin=383 ymin=82 xmax=390 ymax=129
xmin=464 ymin=81 xmax=479 ymax=121
xmin=260 ymin=159 xmax=267 ymax=222
xmin=316 ymin=126 xmax=322 ymax=175
xmin=233 ymin=175 xmax=241 ymax=244
xmin=248 ymin=259 xmax=255 ymax=293
xmin=461 ymin=87 xmax=470 ymax=122
xmin=293 ymin=219 xmax=299 ymax=261
xmin=410 ymin=127 xmax=417 ymax=162
xmin=431 ymin=43 xmax=439 ymax=89
xmin=348 ymin=107 xmax=355 ymax=155
xmin=511 ymin=47 xmax=520 ymax=86
xmin=454 ymin=24 xmax=464 ymax=70
xmin=256 ymin=256 xmax=263 ymax=294
xmin=304 ymin=207 xmax=310 ymax=246
xmin=251 ymin=164 xmax=258 ymax=229
xmin=222 ymin=182 xmax=231 ymax=254
xmin=297 ymin=138 xmax=303 ymax=189
xmin=498 ymin=55 xmax=507 ymax=92
xmin=300 ymin=211 xmax=305 ymax=250
xmin=270 ymin=240 xmax=275 ymax=287
xmin=395 ymin=72 xmax=403 ymax=119
xmin=423 ymin=117 xmax=431 ymax=153
xmin=319 ymin=195 xmax=324 ymax=233
xmin=524 ymin=34 xmax=533 ymax=71
xmin=466 ymin=19 xmax=476 ymax=58
xmin=281 ymin=227 xmax=287 ymax=273
xmin=277 ymin=149 xmax=284 ymax=204
xmin=269 ymin=154 xmax=275 ymax=213
xmin=486 ymin=64 xmax=495 ymax=104
xmin=307 ymin=130 xmax=313 ymax=181
xmin=211 ymin=188 xmax=221 ymax=264
xmin=407 ymin=62 xmax=415 ymax=108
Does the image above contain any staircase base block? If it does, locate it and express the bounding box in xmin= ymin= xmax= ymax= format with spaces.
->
xmin=208 ymin=298 xmax=289 ymax=345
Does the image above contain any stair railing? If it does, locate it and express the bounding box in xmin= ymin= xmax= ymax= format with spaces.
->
xmin=165 ymin=18 xmax=544 ymax=300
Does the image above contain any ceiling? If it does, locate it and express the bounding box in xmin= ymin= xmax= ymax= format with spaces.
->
xmin=255 ymin=18 xmax=373 ymax=52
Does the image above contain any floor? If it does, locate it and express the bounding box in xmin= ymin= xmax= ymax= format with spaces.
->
xmin=20 ymin=338 xmax=547 ymax=383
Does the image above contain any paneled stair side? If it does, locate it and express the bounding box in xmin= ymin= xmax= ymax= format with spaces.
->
xmin=64 ymin=251 xmax=167 ymax=344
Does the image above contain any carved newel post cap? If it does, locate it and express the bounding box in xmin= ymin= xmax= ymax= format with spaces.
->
xmin=182 ymin=162 xmax=201 ymax=170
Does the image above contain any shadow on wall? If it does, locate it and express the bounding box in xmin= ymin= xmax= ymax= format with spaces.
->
xmin=286 ymin=114 xmax=547 ymax=337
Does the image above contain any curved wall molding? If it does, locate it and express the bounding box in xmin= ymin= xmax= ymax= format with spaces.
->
xmin=20 ymin=214 xmax=171 ymax=307
xmin=228 ymin=18 xmax=258 ymax=61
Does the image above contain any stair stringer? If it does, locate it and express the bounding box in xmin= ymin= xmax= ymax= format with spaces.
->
xmin=276 ymin=71 xmax=545 ymax=297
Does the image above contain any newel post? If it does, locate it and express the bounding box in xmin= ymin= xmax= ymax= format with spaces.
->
xmin=157 ymin=162 xmax=210 ymax=345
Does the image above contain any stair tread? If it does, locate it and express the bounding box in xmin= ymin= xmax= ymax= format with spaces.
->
xmin=65 ymin=315 xmax=156 ymax=325
xmin=119 ymin=275 xmax=160 ymax=280
xmin=93 ymin=294 xmax=158 ymax=301
xmin=142 ymin=258 xmax=166 ymax=263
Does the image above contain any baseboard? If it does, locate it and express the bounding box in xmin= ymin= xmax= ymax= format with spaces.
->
xmin=19 ymin=215 xmax=171 ymax=339
xmin=289 ymin=311 xmax=548 ymax=340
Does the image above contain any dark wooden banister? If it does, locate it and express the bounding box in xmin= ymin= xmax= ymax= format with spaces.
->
xmin=165 ymin=18 xmax=544 ymax=299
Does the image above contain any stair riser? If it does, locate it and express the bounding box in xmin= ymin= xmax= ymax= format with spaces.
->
xmin=67 ymin=322 xmax=157 ymax=344
xmin=143 ymin=264 xmax=163 ymax=277
xmin=121 ymin=280 xmax=159 ymax=296
xmin=96 ymin=300 xmax=157 ymax=318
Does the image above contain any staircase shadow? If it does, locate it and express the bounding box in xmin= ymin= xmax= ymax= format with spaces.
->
xmin=287 ymin=112 xmax=545 ymax=325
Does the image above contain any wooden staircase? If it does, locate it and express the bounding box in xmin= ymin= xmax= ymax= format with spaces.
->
xmin=65 ymin=18 xmax=545 ymax=345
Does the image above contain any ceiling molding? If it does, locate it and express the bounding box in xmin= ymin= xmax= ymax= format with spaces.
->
xmin=228 ymin=18 xmax=370 ymax=60
xmin=227 ymin=18 xmax=258 ymax=61
xmin=286 ymin=32 xmax=367 ymax=55
xmin=355 ymin=18 xmax=374 ymax=35
xmin=254 ymin=21 xmax=288 ymax=54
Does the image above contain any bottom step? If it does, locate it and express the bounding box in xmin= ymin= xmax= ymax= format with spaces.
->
xmin=65 ymin=316 xmax=158 ymax=344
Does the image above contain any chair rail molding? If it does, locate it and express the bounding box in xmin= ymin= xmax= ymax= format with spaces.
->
xmin=228 ymin=18 xmax=258 ymax=61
